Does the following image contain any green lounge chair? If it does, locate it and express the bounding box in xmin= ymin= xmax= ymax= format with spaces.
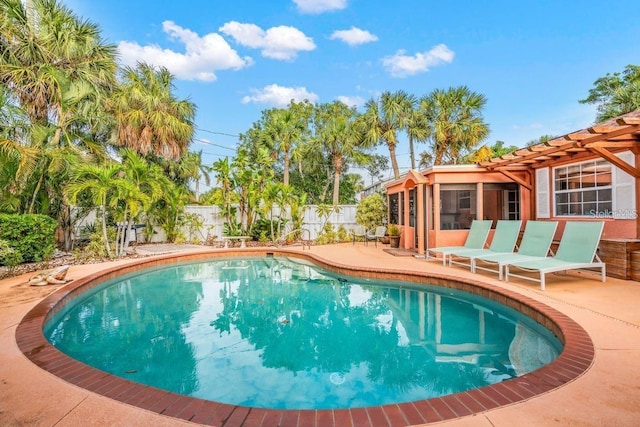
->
xmin=426 ymin=219 xmax=493 ymax=266
xmin=448 ymin=220 xmax=523 ymax=270
xmin=473 ymin=220 xmax=558 ymax=280
xmin=505 ymin=221 xmax=606 ymax=290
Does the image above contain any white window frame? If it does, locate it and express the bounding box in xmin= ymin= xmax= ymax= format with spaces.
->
xmin=552 ymin=157 xmax=622 ymax=218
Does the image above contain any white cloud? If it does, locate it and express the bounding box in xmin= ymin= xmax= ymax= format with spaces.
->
xmin=336 ymin=95 xmax=365 ymax=108
xmin=242 ymin=84 xmax=319 ymax=107
xmin=293 ymin=0 xmax=348 ymax=14
xmin=382 ymin=44 xmax=454 ymax=78
xmin=220 ymin=21 xmax=315 ymax=60
xmin=330 ymin=27 xmax=378 ymax=46
xmin=117 ymin=21 xmax=253 ymax=82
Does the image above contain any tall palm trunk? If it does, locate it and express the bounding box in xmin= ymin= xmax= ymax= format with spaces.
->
xmin=283 ymin=149 xmax=291 ymax=186
xmin=332 ymin=156 xmax=343 ymax=205
xmin=388 ymin=142 xmax=400 ymax=179
xmin=100 ymin=205 xmax=112 ymax=257
xmin=409 ymin=135 xmax=416 ymax=170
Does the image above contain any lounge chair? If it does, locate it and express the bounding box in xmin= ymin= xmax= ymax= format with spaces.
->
xmin=366 ymin=226 xmax=387 ymax=247
xmin=505 ymin=221 xmax=606 ymax=290
xmin=448 ymin=220 xmax=522 ymax=270
xmin=426 ymin=220 xmax=493 ymax=266
xmin=351 ymin=225 xmax=367 ymax=245
xmin=472 ymin=220 xmax=558 ymax=280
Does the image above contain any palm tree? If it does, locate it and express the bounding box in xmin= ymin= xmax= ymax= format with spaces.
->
xmin=312 ymin=101 xmax=372 ymax=204
xmin=210 ymin=157 xmax=240 ymax=234
xmin=65 ymin=163 xmax=123 ymax=257
xmin=0 ymin=0 xmax=117 ymax=126
xmin=111 ymin=63 xmax=196 ymax=161
xmin=360 ymin=90 xmax=415 ymax=179
xmin=1 ymin=0 xmax=117 ymax=250
xmin=420 ymin=86 xmax=490 ymax=165
xmin=264 ymin=100 xmax=312 ymax=186
xmin=115 ymin=149 xmax=167 ymax=255
xmin=151 ymin=182 xmax=192 ymax=243
xmin=173 ymin=150 xmax=211 ymax=202
xmin=405 ymin=106 xmax=429 ymax=170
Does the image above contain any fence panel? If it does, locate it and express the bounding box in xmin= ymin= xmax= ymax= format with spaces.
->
xmin=73 ymin=204 xmax=359 ymax=244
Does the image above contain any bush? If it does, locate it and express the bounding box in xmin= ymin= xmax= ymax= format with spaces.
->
xmin=0 ymin=239 xmax=23 ymax=270
xmin=356 ymin=194 xmax=387 ymax=230
xmin=0 ymin=214 xmax=57 ymax=263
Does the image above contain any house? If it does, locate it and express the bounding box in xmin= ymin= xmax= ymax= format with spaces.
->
xmin=386 ymin=110 xmax=640 ymax=279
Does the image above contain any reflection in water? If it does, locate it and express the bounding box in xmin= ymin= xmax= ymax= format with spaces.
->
xmin=45 ymin=257 xmax=561 ymax=409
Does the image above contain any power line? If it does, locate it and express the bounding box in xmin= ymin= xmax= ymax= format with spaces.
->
xmin=196 ymin=127 xmax=240 ymax=138
xmin=193 ymin=138 xmax=236 ymax=151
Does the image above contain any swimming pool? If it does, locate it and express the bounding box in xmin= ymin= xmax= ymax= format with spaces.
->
xmin=17 ymin=249 xmax=594 ymax=425
xmin=44 ymin=256 xmax=561 ymax=410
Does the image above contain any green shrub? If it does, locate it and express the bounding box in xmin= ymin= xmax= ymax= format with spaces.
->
xmin=356 ymin=194 xmax=387 ymax=230
xmin=0 ymin=214 xmax=57 ymax=263
xmin=0 ymin=239 xmax=23 ymax=270
xmin=315 ymin=222 xmax=337 ymax=245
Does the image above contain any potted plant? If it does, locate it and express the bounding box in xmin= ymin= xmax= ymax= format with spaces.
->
xmin=388 ymin=224 xmax=401 ymax=248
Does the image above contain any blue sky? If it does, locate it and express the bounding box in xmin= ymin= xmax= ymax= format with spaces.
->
xmin=66 ymin=0 xmax=639 ymax=181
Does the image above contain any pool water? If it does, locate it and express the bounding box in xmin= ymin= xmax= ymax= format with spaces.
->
xmin=45 ymin=257 xmax=561 ymax=409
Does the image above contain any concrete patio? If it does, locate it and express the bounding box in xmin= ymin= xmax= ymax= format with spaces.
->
xmin=1 ymin=243 xmax=639 ymax=426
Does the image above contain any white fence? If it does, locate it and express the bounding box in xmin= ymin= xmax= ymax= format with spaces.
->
xmin=73 ymin=204 xmax=359 ymax=243
xmin=74 ymin=204 xmax=358 ymax=244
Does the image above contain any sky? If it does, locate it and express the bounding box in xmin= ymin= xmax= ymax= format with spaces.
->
xmin=65 ymin=0 xmax=640 ymax=183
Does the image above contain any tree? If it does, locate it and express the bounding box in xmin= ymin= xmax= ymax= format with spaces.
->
xmin=360 ymin=90 xmax=415 ymax=179
xmin=526 ymin=134 xmax=555 ymax=147
xmin=466 ymin=140 xmax=519 ymax=163
xmin=0 ymin=0 xmax=117 ymax=126
xmin=173 ymin=150 xmax=211 ymax=202
xmin=363 ymin=154 xmax=389 ymax=184
xmin=65 ymin=163 xmax=123 ymax=257
xmin=111 ymin=62 xmax=196 ymax=161
xmin=356 ymin=193 xmax=386 ymax=230
xmin=579 ymin=64 xmax=640 ymax=122
xmin=263 ymin=100 xmax=312 ymax=186
xmin=151 ymin=182 xmax=193 ymax=243
xmin=311 ymin=101 xmax=372 ymax=204
xmin=405 ymin=104 xmax=429 ymax=170
xmin=115 ymin=149 xmax=166 ymax=255
xmin=0 ymin=0 xmax=117 ymax=250
xmin=420 ymin=86 xmax=490 ymax=165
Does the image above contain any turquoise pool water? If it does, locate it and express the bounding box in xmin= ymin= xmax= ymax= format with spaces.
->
xmin=45 ymin=256 xmax=561 ymax=410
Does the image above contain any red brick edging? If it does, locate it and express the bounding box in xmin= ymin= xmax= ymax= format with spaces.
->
xmin=16 ymin=249 xmax=594 ymax=426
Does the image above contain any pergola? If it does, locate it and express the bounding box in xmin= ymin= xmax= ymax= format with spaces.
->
xmin=480 ymin=110 xmax=640 ymax=178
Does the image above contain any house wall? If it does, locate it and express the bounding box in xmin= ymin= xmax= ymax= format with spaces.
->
xmin=533 ymin=150 xmax=638 ymax=240
xmin=387 ymin=168 xmax=531 ymax=254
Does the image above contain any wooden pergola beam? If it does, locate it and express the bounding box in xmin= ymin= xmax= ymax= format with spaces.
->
xmin=497 ymin=170 xmax=532 ymax=190
xmin=588 ymin=147 xmax=640 ymax=178
xmin=618 ymin=117 xmax=640 ymax=125
xmin=583 ymin=141 xmax=640 ymax=149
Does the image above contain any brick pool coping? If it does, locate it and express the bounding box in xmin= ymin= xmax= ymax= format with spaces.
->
xmin=16 ymin=249 xmax=594 ymax=427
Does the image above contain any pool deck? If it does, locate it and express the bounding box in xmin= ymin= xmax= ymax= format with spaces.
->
xmin=1 ymin=243 xmax=639 ymax=426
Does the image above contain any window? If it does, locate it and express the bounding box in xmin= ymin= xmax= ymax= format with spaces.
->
xmin=458 ymin=191 xmax=471 ymax=209
xmin=388 ymin=193 xmax=399 ymax=224
xmin=409 ymin=189 xmax=416 ymax=227
xmin=554 ymin=160 xmax=612 ymax=216
xmin=483 ymin=183 xmax=520 ymax=223
xmin=440 ymin=184 xmax=476 ymax=229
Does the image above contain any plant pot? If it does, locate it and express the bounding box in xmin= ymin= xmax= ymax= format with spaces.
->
xmin=389 ymin=235 xmax=400 ymax=248
xmin=380 ymin=236 xmax=390 ymax=245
